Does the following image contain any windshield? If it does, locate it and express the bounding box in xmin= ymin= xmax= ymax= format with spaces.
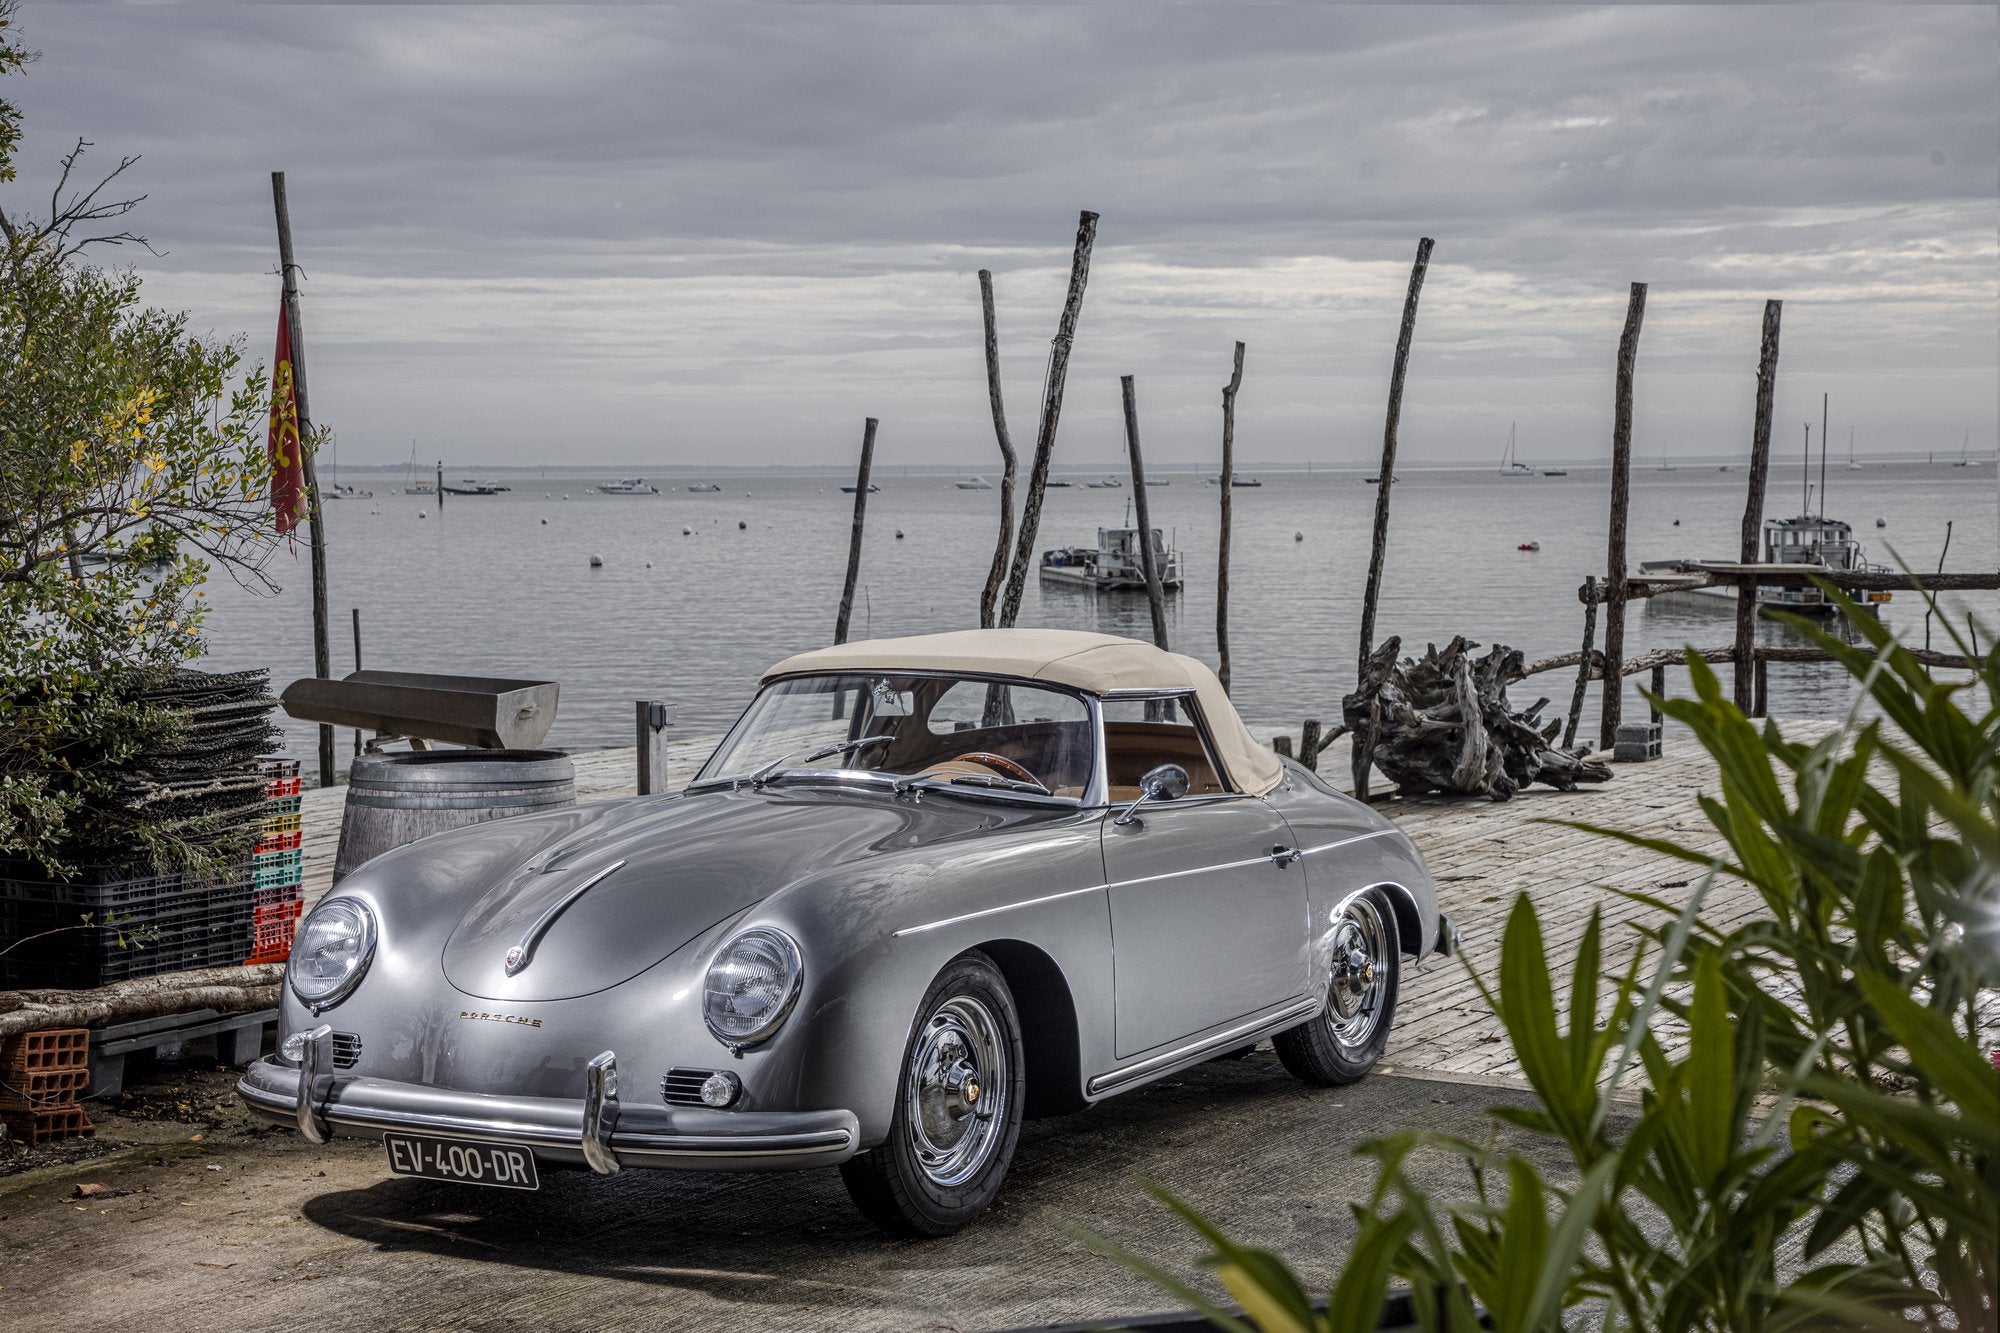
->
xmin=696 ymin=673 xmax=1095 ymax=799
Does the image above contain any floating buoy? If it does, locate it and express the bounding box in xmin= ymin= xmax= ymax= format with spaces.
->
xmin=543 ymin=492 xmax=551 ymax=498
xmin=682 ymin=527 xmax=692 ymax=536
xmin=744 ymin=491 xmax=752 ymax=497
xmin=540 ymin=518 xmax=548 ymax=525
xmin=589 ymin=554 xmax=603 ymax=567
xmin=562 ymin=493 xmax=570 ymax=500
xmin=895 ymin=529 xmax=905 ymax=539
xmin=417 ymin=510 xmax=427 ymax=519
xmin=645 ymin=561 xmax=653 ymax=568
xmin=738 ymin=520 xmax=747 ymax=530
xmin=1672 ymin=519 xmax=1680 ymax=526
xmin=1875 ymin=517 xmax=1886 ymax=528
xmin=1294 ymin=531 xmax=1304 ymax=542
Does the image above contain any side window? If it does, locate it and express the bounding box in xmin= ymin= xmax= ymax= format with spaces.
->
xmin=1099 ymin=697 xmax=1230 ymax=797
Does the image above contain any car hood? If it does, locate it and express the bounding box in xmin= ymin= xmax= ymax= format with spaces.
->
xmin=439 ymin=784 xmax=1016 ymax=1002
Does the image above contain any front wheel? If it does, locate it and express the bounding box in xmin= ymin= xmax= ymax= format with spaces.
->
xmin=840 ymin=951 xmax=1025 ymax=1236
xmin=1274 ymin=890 xmax=1400 ymax=1086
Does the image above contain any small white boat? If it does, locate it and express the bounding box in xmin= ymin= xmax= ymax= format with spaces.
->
xmin=840 ymin=483 xmax=881 ymax=494
xmin=1043 ymin=479 xmax=1074 ymax=489
xmin=1145 ymin=477 xmax=1171 ymax=487
xmin=598 ymin=478 xmax=659 ymax=494
xmin=955 ymin=476 xmax=993 ymax=490
xmin=1085 ymin=476 xmax=1123 ymax=489
xmin=326 ymin=482 xmax=374 ymax=500
xmin=684 ymin=483 xmax=724 ymax=493
xmin=442 ymin=479 xmax=509 ymax=495
xmin=1039 ymin=527 xmax=1184 ymax=592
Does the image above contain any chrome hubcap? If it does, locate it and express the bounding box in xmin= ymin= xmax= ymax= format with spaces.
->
xmin=906 ymin=996 xmax=1007 ymax=1187
xmin=1327 ymin=898 xmax=1389 ymax=1045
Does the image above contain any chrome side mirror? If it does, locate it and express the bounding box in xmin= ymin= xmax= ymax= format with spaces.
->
xmin=1114 ymin=763 xmax=1190 ymax=826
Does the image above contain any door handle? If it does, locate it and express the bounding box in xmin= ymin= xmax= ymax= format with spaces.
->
xmin=1271 ymin=845 xmax=1302 ymax=867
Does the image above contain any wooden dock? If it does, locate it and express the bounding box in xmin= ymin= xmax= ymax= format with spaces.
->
xmin=296 ymin=724 xmax=1989 ymax=1090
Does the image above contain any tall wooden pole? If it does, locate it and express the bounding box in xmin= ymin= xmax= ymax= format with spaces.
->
xmin=976 ymin=270 xmax=1018 ymax=629
xmin=833 ymin=417 xmax=879 ymax=645
xmin=999 ymin=210 xmax=1099 ymax=628
xmin=1599 ymin=281 xmax=1647 ymax=751
xmin=1121 ymin=376 xmax=1169 ymax=650
xmin=1566 ymin=575 xmax=1599 ymax=749
xmin=1217 ymin=342 xmax=1245 ymax=692
xmin=1736 ymin=300 xmax=1782 ymax=713
xmin=271 ymin=171 xmax=334 ymax=788
xmin=1353 ymin=236 xmax=1434 ymax=798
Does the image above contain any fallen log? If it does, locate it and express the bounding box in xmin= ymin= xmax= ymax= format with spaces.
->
xmin=0 ymin=965 xmax=283 ymax=1038
xmin=1342 ymin=636 xmax=1612 ymax=802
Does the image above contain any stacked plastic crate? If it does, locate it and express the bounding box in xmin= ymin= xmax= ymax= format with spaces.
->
xmin=0 ymin=1029 xmax=93 ymax=1144
xmin=246 ymin=757 xmax=305 ymax=965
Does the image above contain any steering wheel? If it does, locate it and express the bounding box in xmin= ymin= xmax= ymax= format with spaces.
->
xmin=956 ymin=752 xmax=1050 ymax=793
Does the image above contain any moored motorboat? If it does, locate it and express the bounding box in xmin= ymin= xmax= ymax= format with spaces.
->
xmin=1639 ymin=513 xmax=1891 ymax=618
xmin=955 ymin=476 xmax=993 ymax=490
xmin=1039 ymin=526 xmax=1184 ymax=592
xmin=598 ymin=479 xmax=659 ymax=494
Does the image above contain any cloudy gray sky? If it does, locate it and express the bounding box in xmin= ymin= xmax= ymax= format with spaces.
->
xmin=11 ymin=3 xmax=1996 ymax=470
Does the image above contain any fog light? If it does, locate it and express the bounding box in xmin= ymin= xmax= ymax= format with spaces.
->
xmin=699 ymin=1070 xmax=742 ymax=1108
xmin=279 ymin=1032 xmax=308 ymax=1063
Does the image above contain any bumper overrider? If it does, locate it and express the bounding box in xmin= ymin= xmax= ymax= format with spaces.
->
xmin=236 ymin=1029 xmax=860 ymax=1174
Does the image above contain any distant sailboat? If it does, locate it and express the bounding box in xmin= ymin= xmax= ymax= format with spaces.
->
xmin=1657 ymin=438 xmax=1676 ymax=472
xmin=403 ymin=439 xmax=434 ymax=495
xmin=1846 ymin=428 xmax=1862 ymax=471
xmin=1498 ymin=422 xmax=1534 ymax=477
xmin=1953 ymin=429 xmax=1979 ymax=467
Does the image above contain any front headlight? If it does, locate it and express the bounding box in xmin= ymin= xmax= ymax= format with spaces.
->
xmin=289 ymin=898 xmax=377 ymax=1011
xmin=703 ymin=927 xmax=803 ymax=1049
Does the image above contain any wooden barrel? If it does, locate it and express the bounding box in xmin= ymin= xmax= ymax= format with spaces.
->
xmin=334 ymin=749 xmax=576 ymax=884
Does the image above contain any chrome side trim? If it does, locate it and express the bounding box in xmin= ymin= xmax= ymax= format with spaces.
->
xmin=506 ymin=859 xmax=626 ymax=976
xmin=893 ymin=883 xmax=1104 ymax=937
xmin=1087 ymin=998 xmax=1321 ymax=1095
xmin=1297 ymin=828 xmax=1400 ymax=857
xmin=615 ymin=1129 xmax=855 ymax=1157
xmin=580 ymin=1050 xmax=621 ymax=1175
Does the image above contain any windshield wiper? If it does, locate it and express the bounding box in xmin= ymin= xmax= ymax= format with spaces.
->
xmin=748 ymin=734 xmax=893 ymax=788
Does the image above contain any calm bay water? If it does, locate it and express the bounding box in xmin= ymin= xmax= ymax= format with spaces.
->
xmin=197 ymin=462 xmax=1996 ymax=774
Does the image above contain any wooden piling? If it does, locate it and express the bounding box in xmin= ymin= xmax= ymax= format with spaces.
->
xmin=436 ymin=460 xmax=443 ymax=511
xmin=1300 ymin=718 xmax=1323 ymax=772
xmin=271 ymin=171 xmax=335 ymax=789
xmin=1354 ymin=236 xmax=1434 ymax=799
xmin=999 ymin=211 xmax=1100 ymax=628
xmin=635 ymin=701 xmax=674 ymax=795
xmin=976 ymin=270 xmax=1018 ymax=629
xmin=1565 ymin=574 xmax=1599 ymax=749
xmin=1121 ymin=376 xmax=1170 ymax=651
xmin=1650 ymin=663 xmax=1666 ymax=727
xmin=350 ymin=607 xmax=363 ymax=758
xmin=1753 ymin=654 xmax=1769 ymax=718
xmin=1735 ymin=300 xmax=1782 ymax=712
xmin=1600 ymin=281 xmax=1647 ymax=751
xmin=834 ymin=417 xmax=879 ymax=646
xmin=1217 ymin=341 xmax=1245 ymax=692
xmin=1272 ymin=735 xmax=1294 ymax=759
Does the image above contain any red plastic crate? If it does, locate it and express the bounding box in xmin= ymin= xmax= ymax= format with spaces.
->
xmin=264 ymin=776 xmax=303 ymax=799
xmin=245 ymin=898 xmax=304 ymax=965
xmin=0 ymin=1028 xmax=88 ymax=1074
xmin=254 ymin=829 xmax=303 ymax=854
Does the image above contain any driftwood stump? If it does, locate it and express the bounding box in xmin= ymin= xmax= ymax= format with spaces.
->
xmin=1341 ymin=636 xmax=1613 ymax=802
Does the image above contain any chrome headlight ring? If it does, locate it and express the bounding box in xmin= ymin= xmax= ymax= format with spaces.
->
xmin=287 ymin=897 xmax=378 ymax=1013
xmin=702 ymin=927 xmax=804 ymax=1052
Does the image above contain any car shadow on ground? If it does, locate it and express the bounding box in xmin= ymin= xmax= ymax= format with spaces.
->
xmin=295 ymin=1052 xmax=1560 ymax=1323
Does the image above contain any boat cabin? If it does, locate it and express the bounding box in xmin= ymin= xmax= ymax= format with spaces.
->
xmin=1039 ymin=527 xmax=1184 ymax=592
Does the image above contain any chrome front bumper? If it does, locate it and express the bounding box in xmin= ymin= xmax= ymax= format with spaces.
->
xmin=236 ymin=1041 xmax=860 ymax=1174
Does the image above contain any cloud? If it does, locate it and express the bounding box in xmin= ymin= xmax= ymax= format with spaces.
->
xmin=9 ymin=4 xmax=1993 ymax=466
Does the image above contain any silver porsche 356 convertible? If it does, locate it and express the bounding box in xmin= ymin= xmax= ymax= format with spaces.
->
xmin=240 ymin=629 xmax=1453 ymax=1235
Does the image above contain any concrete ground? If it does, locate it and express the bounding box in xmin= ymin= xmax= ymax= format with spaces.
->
xmin=0 ymin=1052 xmax=1606 ymax=1332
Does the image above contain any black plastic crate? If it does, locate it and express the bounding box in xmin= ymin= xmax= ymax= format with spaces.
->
xmin=0 ymin=878 xmax=254 ymax=988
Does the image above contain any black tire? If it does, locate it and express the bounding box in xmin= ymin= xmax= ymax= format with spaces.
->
xmin=840 ymin=951 xmax=1025 ymax=1237
xmin=1274 ymin=890 xmax=1401 ymax=1086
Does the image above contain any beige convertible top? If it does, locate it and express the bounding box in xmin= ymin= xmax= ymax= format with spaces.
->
xmin=762 ymin=629 xmax=1283 ymax=797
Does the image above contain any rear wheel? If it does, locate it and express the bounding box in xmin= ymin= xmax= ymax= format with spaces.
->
xmin=840 ymin=952 xmax=1024 ymax=1236
xmin=1274 ymin=890 xmax=1400 ymax=1086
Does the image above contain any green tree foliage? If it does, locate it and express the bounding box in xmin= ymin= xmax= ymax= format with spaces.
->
xmin=0 ymin=3 xmax=277 ymax=873
xmin=1091 ymin=589 xmax=1997 ymax=1332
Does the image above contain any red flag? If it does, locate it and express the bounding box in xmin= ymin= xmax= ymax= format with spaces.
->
xmin=268 ymin=303 xmax=306 ymax=535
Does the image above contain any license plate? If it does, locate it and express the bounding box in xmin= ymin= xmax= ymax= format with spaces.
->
xmin=384 ymin=1132 xmax=540 ymax=1190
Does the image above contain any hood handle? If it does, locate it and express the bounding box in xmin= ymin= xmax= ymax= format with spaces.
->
xmin=504 ymin=859 xmax=627 ymax=977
